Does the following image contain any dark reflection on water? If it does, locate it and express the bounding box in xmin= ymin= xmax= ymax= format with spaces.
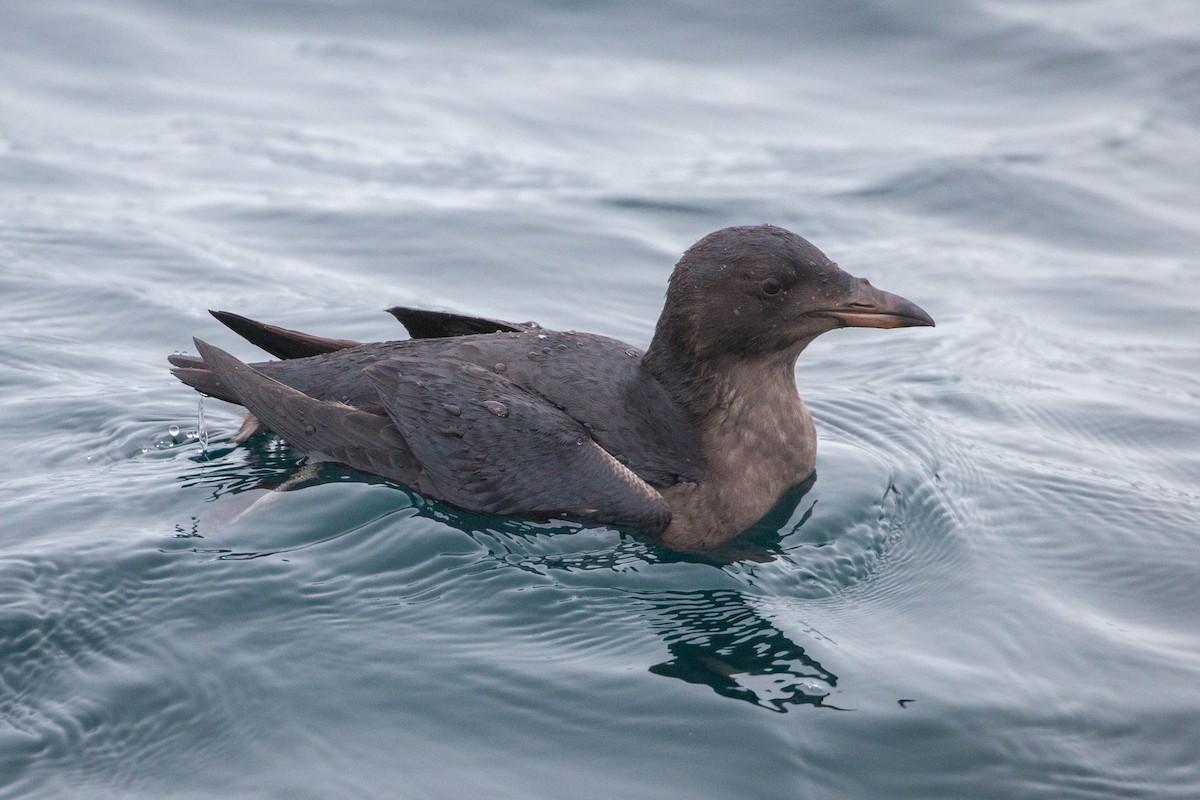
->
xmin=641 ymin=589 xmax=842 ymax=713
xmin=175 ymin=435 xmax=307 ymax=499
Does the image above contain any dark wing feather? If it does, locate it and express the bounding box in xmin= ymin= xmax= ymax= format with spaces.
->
xmin=364 ymin=356 xmax=670 ymax=533
xmin=385 ymin=307 xmax=534 ymax=338
xmin=167 ymin=353 xmax=205 ymax=369
xmin=210 ymin=310 xmax=362 ymax=359
xmin=169 ymin=364 xmax=238 ymax=404
xmin=192 ymin=338 xmax=418 ymax=485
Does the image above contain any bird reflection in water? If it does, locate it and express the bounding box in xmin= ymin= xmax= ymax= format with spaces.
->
xmin=640 ymin=589 xmax=841 ymax=712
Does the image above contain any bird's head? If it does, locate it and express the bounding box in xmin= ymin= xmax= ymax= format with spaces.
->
xmin=647 ymin=224 xmax=934 ymax=368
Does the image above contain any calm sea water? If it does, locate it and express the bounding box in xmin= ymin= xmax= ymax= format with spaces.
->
xmin=2 ymin=1 xmax=1199 ymax=798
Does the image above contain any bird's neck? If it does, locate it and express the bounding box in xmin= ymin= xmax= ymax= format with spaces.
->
xmin=644 ymin=329 xmax=818 ymax=480
xmin=643 ymin=330 xmax=815 ymax=421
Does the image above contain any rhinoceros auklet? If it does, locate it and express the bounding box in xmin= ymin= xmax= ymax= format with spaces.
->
xmin=169 ymin=224 xmax=933 ymax=551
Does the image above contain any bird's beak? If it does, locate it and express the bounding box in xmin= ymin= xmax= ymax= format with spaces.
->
xmin=816 ymin=277 xmax=935 ymax=329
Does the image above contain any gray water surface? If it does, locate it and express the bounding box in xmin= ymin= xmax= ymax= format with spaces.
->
xmin=2 ymin=2 xmax=1199 ymax=798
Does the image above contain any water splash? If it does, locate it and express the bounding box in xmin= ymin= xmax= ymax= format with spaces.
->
xmin=197 ymin=397 xmax=209 ymax=455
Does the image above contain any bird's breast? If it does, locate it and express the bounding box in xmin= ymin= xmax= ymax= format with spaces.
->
xmin=658 ymin=388 xmax=816 ymax=549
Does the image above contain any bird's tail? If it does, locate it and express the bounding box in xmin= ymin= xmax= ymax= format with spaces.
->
xmin=168 ymin=352 xmax=240 ymax=404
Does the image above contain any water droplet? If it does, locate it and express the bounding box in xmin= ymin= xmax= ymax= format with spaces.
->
xmin=494 ymin=362 xmax=506 ymax=374
xmin=480 ymin=400 xmax=508 ymax=417
xmin=528 ymin=351 xmax=539 ymax=359
xmin=566 ymin=330 xmax=576 ymax=336
xmin=441 ymin=403 xmax=461 ymax=416
xmin=625 ymin=349 xmax=638 ymax=358
xmin=168 ymin=425 xmax=180 ymax=437
xmin=556 ymin=344 xmax=567 ymax=351
xmin=537 ymin=334 xmax=548 ymax=340
xmin=304 ymin=424 xmax=315 ymax=434
xmin=574 ymin=438 xmax=584 ymax=446
xmin=542 ymin=346 xmax=551 ymax=354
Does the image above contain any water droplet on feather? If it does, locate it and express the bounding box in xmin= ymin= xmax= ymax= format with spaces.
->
xmin=481 ymin=400 xmax=508 ymax=417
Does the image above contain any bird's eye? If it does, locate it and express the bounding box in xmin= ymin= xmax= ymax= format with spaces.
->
xmin=760 ymin=276 xmax=783 ymax=296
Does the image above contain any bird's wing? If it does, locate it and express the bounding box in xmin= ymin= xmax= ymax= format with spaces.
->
xmin=192 ymin=338 xmax=418 ymax=485
xmin=199 ymin=305 xmax=537 ymax=356
xmin=364 ymin=356 xmax=671 ymax=533
xmin=208 ymin=310 xmax=363 ymax=359
xmin=385 ymin=306 xmax=537 ymax=338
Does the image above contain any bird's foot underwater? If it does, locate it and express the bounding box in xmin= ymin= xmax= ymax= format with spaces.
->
xmin=226 ymin=461 xmax=327 ymax=525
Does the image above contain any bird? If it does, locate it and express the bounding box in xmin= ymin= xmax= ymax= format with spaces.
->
xmin=169 ymin=224 xmax=933 ymax=551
